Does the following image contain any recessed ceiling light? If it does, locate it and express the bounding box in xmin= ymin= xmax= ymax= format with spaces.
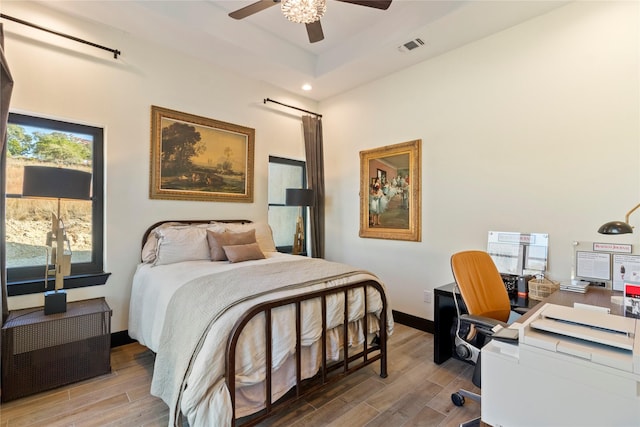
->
xmin=302 ymin=84 xmax=312 ymax=91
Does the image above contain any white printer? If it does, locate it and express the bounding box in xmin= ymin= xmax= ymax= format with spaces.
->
xmin=481 ymin=303 xmax=640 ymax=427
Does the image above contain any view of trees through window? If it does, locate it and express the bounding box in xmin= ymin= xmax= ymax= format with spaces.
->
xmin=6 ymin=119 xmax=93 ymax=270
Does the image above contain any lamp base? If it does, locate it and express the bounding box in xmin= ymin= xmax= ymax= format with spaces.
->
xmin=292 ymin=216 xmax=304 ymax=255
xmin=44 ymin=290 xmax=67 ymax=315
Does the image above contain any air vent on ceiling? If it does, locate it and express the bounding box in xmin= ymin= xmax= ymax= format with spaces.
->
xmin=398 ymin=38 xmax=425 ymax=53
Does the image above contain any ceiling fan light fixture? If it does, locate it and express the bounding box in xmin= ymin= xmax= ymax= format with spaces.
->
xmin=281 ymin=0 xmax=326 ymax=24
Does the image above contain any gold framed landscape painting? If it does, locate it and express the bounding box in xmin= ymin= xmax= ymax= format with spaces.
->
xmin=359 ymin=139 xmax=421 ymax=241
xmin=150 ymin=106 xmax=255 ymax=202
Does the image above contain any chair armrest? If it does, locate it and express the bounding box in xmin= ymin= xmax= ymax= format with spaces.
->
xmin=459 ymin=313 xmax=509 ymax=336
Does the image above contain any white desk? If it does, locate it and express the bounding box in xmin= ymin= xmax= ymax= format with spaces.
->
xmin=481 ymin=288 xmax=640 ymax=427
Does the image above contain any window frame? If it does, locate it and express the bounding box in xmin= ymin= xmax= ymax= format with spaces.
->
xmin=5 ymin=113 xmax=108 ymax=296
xmin=268 ymin=156 xmax=307 ymax=254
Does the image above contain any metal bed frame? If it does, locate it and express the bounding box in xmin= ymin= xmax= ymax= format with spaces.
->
xmin=226 ymin=280 xmax=388 ymax=426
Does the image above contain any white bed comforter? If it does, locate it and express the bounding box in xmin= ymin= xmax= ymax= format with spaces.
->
xmin=128 ymin=253 xmax=393 ymax=427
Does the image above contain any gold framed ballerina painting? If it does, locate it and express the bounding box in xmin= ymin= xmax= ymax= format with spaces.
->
xmin=359 ymin=139 xmax=421 ymax=241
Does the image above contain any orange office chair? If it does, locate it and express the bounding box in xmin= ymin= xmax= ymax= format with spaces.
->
xmin=449 ymin=250 xmax=525 ymax=427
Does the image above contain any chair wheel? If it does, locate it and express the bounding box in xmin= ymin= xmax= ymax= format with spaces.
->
xmin=451 ymin=392 xmax=465 ymax=407
xmin=455 ymin=343 xmax=472 ymax=360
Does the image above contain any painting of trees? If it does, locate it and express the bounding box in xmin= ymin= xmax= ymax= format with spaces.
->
xmin=160 ymin=121 xmax=203 ymax=174
xmin=150 ymin=106 xmax=254 ymax=202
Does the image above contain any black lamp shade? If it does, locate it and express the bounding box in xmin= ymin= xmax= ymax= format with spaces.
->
xmin=597 ymin=221 xmax=634 ymax=235
xmin=286 ymin=188 xmax=314 ymax=206
xmin=22 ymin=166 xmax=92 ymax=200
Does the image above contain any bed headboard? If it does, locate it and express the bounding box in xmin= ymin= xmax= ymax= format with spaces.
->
xmin=141 ymin=219 xmax=252 ymax=249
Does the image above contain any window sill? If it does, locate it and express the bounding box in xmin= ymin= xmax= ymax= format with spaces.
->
xmin=7 ymin=272 xmax=111 ymax=297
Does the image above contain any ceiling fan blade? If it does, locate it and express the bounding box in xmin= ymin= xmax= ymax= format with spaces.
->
xmin=229 ymin=0 xmax=279 ymax=20
xmin=306 ymin=20 xmax=324 ymax=43
xmin=334 ymin=0 xmax=392 ymax=10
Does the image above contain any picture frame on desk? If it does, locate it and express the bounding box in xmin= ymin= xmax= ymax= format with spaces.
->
xmin=623 ymin=281 xmax=640 ymax=318
xmin=613 ymin=253 xmax=640 ymax=290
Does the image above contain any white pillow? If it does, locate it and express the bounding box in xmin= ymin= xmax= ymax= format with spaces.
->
xmin=213 ymin=221 xmax=277 ymax=253
xmin=142 ymin=222 xmax=226 ymax=263
xmin=141 ymin=222 xmax=183 ymax=263
xmin=141 ymin=237 xmax=158 ymax=263
xmin=153 ymin=226 xmax=211 ymax=266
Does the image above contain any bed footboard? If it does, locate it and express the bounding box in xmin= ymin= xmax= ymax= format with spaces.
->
xmin=225 ymin=280 xmax=388 ymax=426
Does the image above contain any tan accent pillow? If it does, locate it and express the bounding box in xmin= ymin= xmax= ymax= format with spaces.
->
xmin=212 ymin=221 xmax=277 ymax=253
xmin=206 ymin=229 xmax=256 ymax=261
xmin=223 ymin=243 xmax=265 ymax=263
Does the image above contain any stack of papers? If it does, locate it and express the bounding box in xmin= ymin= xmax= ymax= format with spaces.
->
xmin=533 ymin=304 xmax=634 ymax=350
xmin=560 ymin=280 xmax=590 ymax=293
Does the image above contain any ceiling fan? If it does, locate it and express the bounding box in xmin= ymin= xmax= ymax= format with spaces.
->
xmin=228 ymin=0 xmax=392 ymax=43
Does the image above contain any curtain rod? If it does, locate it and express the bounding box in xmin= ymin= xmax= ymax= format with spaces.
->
xmin=264 ymin=98 xmax=322 ymax=118
xmin=0 ymin=14 xmax=121 ymax=59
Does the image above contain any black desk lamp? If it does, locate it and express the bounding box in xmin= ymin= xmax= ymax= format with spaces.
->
xmin=22 ymin=166 xmax=92 ymax=314
xmin=285 ymin=188 xmax=314 ymax=255
xmin=598 ymin=203 xmax=640 ymax=235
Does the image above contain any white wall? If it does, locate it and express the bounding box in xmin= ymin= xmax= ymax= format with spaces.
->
xmin=3 ymin=1 xmax=318 ymax=331
xmin=4 ymin=1 xmax=639 ymax=331
xmin=321 ymin=1 xmax=640 ymax=320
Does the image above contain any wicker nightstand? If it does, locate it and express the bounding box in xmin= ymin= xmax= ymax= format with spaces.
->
xmin=1 ymin=297 xmax=112 ymax=402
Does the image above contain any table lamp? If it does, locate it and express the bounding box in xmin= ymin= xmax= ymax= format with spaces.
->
xmin=22 ymin=166 xmax=92 ymax=314
xmin=597 ymin=202 xmax=640 ymax=235
xmin=285 ymin=188 xmax=314 ymax=255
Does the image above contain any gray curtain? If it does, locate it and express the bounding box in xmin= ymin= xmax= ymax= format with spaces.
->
xmin=1 ymin=23 xmax=14 ymax=323
xmin=302 ymin=115 xmax=325 ymax=258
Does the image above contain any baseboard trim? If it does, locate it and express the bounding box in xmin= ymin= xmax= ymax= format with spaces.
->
xmin=111 ymin=330 xmax=135 ymax=348
xmin=112 ymin=311 xmax=435 ymax=348
xmin=392 ymin=310 xmax=434 ymax=334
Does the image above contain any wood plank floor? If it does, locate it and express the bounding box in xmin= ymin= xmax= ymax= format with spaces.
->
xmin=0 ymin=324 xmax=481 ymax=427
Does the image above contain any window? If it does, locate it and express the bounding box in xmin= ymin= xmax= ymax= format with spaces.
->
xmin=268 ymin=156 xmax=306 ymax=253
xmin=5 ymin=113 xmax=107 ymax=295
